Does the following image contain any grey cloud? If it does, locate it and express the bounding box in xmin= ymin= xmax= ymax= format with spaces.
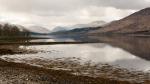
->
xmin=0 ymin=0 xmax=149 ymax=16
xmin=87 ymin=0 xmax=150 ymax=10
xmin=0 ymin=0 xmax=85 ymax=15
xmin=0 ymin=0 xmax=149 ymax=28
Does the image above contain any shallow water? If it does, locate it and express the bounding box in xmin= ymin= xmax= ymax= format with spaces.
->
xmin=0 ymin=36 xmax=150 ymax=83
xmin=1 ymin=37 xmax=150 ymax=72
xmin=1 ymin=43 xmax=150 ymax=72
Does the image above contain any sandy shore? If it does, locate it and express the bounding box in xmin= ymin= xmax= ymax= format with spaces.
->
xmin=0 ymin=58 xmax=149 ymax=84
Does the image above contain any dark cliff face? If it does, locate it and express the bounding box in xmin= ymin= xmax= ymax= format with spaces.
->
xmin=89 ymin=7 xmax=150 ymax=34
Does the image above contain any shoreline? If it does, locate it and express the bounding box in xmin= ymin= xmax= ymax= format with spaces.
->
xmin=0 ymin=58 xmax=149 ymax=84
xmin=0 ymin=41 xmax=149 ymax=84
xmin=0 ymin=60 xmax=136 ymax=84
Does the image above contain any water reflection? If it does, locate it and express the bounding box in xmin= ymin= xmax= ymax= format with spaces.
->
xmin=0 ymin=35 xmax=150 ymax=72
xmin=49 ymin=35 xmax=150 ymax=71
xmin=1 ymin=43 xmax=150 ymax=72
xmin=0 ymin=38 xmax=37 ymax=55
xmin=85 ymin=35 xmax=150 ymax=61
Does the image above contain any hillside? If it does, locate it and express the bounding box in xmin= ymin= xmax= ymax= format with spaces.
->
xmin=90 ymin=7 xmax=150 ymax=35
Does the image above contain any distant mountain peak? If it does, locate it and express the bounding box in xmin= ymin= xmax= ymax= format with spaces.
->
xmin=52 ymin=26 xmax=67 ymax=32
xmin=52 ymin=20 xmax=107 ymax=32
xmin=27 ymin=26 xmax=50 ymax=34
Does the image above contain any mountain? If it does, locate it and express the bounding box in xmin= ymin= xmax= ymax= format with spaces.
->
xmin=50 ymin=27 xmax=102 ymax=36
xmin=52 ymin=26 xmax=68 ymax=32
xmin=51 ymin=20 xmax=106 ymax=32
xmin=50 ymin=21 xmax=107 ymax=36
xmin=71 ymin=21 xmax=106 ymax=28
xmin=90 ymin=7 xmax=150 ymax=35
xmin=26 ymin=26 xmax=50 ymax=34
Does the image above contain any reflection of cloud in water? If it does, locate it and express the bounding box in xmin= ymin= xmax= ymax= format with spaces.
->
xmin=30 ymin=38 xmax=75 ymax=42
xmin=30 ymin=39 xmax=55 ymax=42
xmin=1 ymin=43 xmax=150 ymax=72
xmin=88 ymin=43 xmax=107 ymax=48
xmin=112 ymin=58 xmax=150 ymax=72
xmin=78 ymin=44 xmax=136 ymax=63
xmin=87 ymin=36 xmax=150 ymax=61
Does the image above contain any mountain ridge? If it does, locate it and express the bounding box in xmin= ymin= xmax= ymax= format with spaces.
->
xmin=89 ymin=7 xmax=150 ymax=35
xmin=52 ymin=20 xmax=106 ymax=32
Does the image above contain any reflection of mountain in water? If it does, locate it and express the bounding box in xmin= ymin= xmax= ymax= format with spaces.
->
xmin=0 ymin=45 xmax=20 ymax=55
xmin=86 ymin=36 xmax=150 ymax=61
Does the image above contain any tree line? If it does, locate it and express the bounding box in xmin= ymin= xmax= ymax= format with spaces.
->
xmin=0 ymin=23 xmax=30 ymax=37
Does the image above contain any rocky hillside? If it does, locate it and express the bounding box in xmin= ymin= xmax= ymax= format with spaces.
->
xmin=90 ymin=7 xmax=150 ymax=34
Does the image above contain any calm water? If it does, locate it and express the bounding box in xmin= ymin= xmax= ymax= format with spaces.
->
xmin=0 ymin=35 xmax=150 ymax=73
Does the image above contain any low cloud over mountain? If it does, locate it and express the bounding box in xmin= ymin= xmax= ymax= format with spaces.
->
xmin=0 ymin=0 xmax=149 ymax=29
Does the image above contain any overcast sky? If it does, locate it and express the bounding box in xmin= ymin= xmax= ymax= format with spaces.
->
xmin=0 ymin=0 xmax=150 ymax=29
